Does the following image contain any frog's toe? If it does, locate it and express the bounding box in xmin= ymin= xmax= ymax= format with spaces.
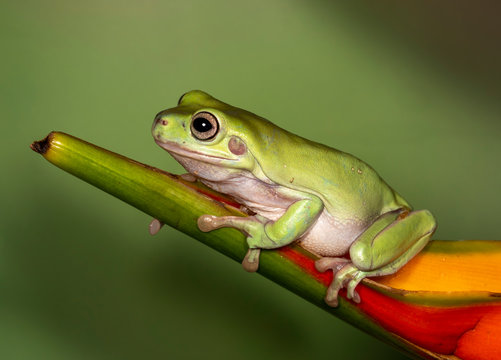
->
xmin=197 ymin=215 xmax=220 ymax=232
xmin=350 ymin=288 xmax=361 ymax=304
xmin=323 ymin=264 xmax=359 ymax=307
xmin=315 ymin=257 xmax=350 ymax=273
xmin=149 ymin=218 xmax=164 ymax=235
xmin=325 ymin=285 xmax=341 ymax=307
xmin=242 ymin=248 xmax=261 ymax=272
xmin=346 ymin=272 xmax=365 ymax=304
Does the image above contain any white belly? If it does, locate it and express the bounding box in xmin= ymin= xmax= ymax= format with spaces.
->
xmin=173 ymin=153 xmax=368 ymax=257
xmin=202 ymin=171 xmax=368 ymax=257
xmin=297 ymin=210 xmax=367 ymax=257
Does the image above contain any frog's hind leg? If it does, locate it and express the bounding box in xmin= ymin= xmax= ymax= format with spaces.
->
xmin=349 ymin=209 xmax=436 ymax=275
xmin=317 ymin=209 xmax=436 ymax=307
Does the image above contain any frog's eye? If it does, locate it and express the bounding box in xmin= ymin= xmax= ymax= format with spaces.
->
xmin=191 ymin=112 xmax=219 ymax=140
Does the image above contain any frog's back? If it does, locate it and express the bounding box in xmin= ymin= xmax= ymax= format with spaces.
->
xmin=283 ymin=141 xmax=406 ymax=219
xmin=313 ymin=147 xmax=410 ymax=218
xmin=238 ymin=116 xmax=410 ymax=220
xmin=211 ymin=94 xmax=410 ymax=219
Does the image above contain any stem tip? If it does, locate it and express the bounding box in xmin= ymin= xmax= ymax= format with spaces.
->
xmin=30 ymin=132 xmax=54 ymax=154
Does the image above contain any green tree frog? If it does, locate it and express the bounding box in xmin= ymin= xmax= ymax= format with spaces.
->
xmin=151 ymin=90 xmax=437 ymax=307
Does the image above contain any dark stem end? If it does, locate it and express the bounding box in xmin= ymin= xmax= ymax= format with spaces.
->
xmin=30 ymin=132 xmax=54 ymax=154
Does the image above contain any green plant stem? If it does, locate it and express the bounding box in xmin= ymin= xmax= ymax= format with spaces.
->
xmin=31 ymin=131 xmax=456 ymax=360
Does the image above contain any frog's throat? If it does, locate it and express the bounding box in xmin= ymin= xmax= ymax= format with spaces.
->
xmin=155 ymin=140 xmax=235 ymax=164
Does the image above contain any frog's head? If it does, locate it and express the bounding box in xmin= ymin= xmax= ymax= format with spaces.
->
xmin=152 ymin=90 xmax=270 ymax=181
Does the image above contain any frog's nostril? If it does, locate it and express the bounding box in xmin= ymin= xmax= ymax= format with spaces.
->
xmin=161 ymin=119 xmax=168 ymax=126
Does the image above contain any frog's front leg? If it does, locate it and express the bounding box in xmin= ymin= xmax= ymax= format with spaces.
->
xmin=198 ymin=196 xmax=324 ymax=272
xmin=317 ymin=209 xmax=436 ymax=307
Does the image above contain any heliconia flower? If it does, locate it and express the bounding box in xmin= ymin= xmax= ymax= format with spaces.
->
xmin=32 ymin=132 xmax=501 ymax=360
xmin=279 ymin=242 xmax=501 ymax=360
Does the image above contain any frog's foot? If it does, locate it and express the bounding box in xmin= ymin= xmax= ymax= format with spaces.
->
xmin=198 ymin=215 xmax=283 ymax=272
xmin=326 ymin=264 xmax=365 ymax=307
xmin=197 ymin=215 xmax=261 ymax=272
xmin=149 ymin=218 xmax=164 ymax=235
xmin=315 ymin=259 xmax=365 ymax=307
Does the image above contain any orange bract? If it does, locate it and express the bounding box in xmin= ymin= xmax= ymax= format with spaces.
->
xmin=376 ymin=240 xmax=501 ymax=293
xmin=368 ymin=240 xmax=501 ymax=359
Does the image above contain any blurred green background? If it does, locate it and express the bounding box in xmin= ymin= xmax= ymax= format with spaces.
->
xmin=1 ymin=1 xmax=500 ymax=359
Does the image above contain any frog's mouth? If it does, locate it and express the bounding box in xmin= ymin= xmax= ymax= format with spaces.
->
xmin=155 ymin=140 xmax=234 ymax=164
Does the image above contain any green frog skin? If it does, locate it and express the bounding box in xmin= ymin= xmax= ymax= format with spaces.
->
xmin=151 ymin=90 xmax=437 ymax=307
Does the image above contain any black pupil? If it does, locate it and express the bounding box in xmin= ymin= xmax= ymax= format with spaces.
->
xmin=193 ymin=117 xmax=212 ymax=132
